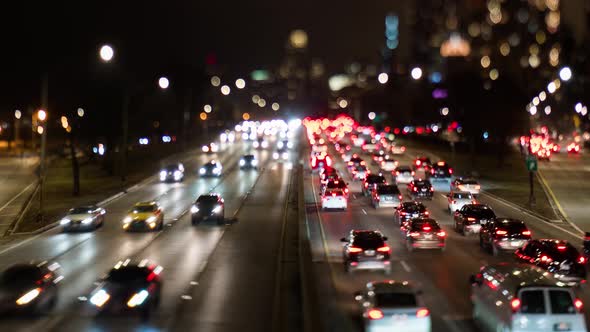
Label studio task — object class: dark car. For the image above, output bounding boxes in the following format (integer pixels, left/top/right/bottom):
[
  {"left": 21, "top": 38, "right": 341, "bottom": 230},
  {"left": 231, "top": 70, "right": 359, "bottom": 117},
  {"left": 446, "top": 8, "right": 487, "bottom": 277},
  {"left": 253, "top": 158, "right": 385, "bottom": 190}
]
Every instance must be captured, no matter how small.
[
  {"left": 190, "top": 194, "right": 225, "bottom": 224},
  {"left": 199, "top": 160, "right": 223, "bottom": 177},
  {"left": 412, "top": 156, "right": 432, "bottom": 171},
  {"left": 394, "top": 202, "right": 429, "bottom": 229},
  {"left": 404, "top": 218, "right": 446, "bottom": 251},
  {"left": 429, "top": 161, "right": 453, "bottom": 180},
  {"left": 479, "top": 218, "right": 532, "bottom": 256},
  {"left": 319, "top": 167, "right": 340, "bottom": 189},
  {"left": 408, "top": 179, "right": 434, "bottom": 200},
  {"left": 159, "top": 163, "right": 185, "bottom": 182},
  {"left": 515, "top": 240, "right": 587, "bottom": 285},
  {"left": 362, "top": 174, "right": 387, "bottom": 196},
  {"left": 0, "top": 262, "right": 61, "bottom": 314},
  {"left": 341, "top": 230, "right": 391, "bottom": 274},
  {"left": 88, "top": 261, "right": 162, "bottom": 319},
  {"left": 371, "top": 184, "right": 402, "bottom": 208},
  {"left": 310, "top": 152, "right": 332, "bottom": 170},
  {"left": 239, "top": 155, "right": 258, "bottom": 170},
  {"left": 453, "top": 204, "right": 496, "bottom": 235}
]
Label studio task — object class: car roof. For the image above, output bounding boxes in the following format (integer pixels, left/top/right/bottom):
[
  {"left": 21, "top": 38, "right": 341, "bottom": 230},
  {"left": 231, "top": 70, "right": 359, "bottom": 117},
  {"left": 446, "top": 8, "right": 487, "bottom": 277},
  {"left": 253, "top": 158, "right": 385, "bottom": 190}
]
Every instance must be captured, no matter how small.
[
  {"left": 367, "top": 280, "right": 415, "bottom": 293},
  {"left": 494, "top": 218, "right": 524, "bottom": 225},
  {"left": 401, "top": 202, "right": 424, "bottom": 207},
  {"left": 481, "top": 263, "right": 568, "bottom": 288},
  {"left": 410, "top": 218, "right": 438, "bottom": 225},
  {"left": 351, "top": 230, "right": 383, "bottom": 237},
  {"left": 135, "top": 201, "right": 157, "bottom": 207}
]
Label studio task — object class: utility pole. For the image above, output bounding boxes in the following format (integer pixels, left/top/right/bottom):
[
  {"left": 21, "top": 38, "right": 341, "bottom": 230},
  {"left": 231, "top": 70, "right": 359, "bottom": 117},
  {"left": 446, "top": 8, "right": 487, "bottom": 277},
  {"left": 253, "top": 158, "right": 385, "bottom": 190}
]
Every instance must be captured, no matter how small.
[
  {"left": 121, "top": 94, "right": 129, "bottom": 183},
  {"left": 39, "top": 73, "right": 48, "bottom": 222}
]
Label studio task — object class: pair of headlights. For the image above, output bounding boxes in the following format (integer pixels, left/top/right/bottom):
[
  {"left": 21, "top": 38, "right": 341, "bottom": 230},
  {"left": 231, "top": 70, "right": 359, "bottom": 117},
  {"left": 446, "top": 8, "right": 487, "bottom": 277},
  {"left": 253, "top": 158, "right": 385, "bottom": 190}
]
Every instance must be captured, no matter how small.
[{"left": 60, "top": 217, "right": 94, "bottom": 225}]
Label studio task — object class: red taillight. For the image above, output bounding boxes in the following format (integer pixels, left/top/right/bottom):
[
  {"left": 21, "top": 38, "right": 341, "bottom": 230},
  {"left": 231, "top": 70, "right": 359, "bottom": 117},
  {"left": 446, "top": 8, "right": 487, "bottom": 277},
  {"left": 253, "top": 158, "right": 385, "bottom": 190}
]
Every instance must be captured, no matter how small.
[
  {"left": 540, "top": 255, "right": 553, "bottom": 263},
  {"left": 522, "top": 230, "right": 531, "bottom": 236},
  {"left": 413, "top": 187, "right": 417, "bottom": 192},
  {"left": 416, "top": 160, "right": 421, "bottom": 166},
  {"left": 416, "top": 308, "right": 430, "bottom": 318},
  {"left": 430, "top": 169, "right": 434, "bottom": 174},
  {"left": 449, "top": 168, "right": 453, "bottom": 174},
  {"left": 348, "top": 247, "right": 363, "bottom": 253},
  {"left": 411, "top": 171, "right": 415, "bottom": 176},
  {"left": 345, "top": 188, "right": 349, "bottom": 193},
  {"left": 367, "top": 308, "right": 384, "bottom": 320},
  {"left": 423, "top": 226, "right": 431, "bottom": 231},
  {"left": 398, "top": 195, "right": 402, "bottom": 200},
  {"left": 496, "top": 230, "right": 507, "bottom": 235},
  {"left": 430, "top": 187, "right": 434, "bottom": 191},
  {"left": 467, "top": 217, "right": 476, "bottom": 221},
  {"left": 557, "top": 245, "right": 567, "bottom": 250},
  {"left": 395, "top": 171, "right": 400, "bottom": 175},
  {"left": 377, "top": 246, "right": 390, "bottom": 253},
  {"left": 424, "top": 211, "right": 429, "bottom": 215},
  {"left": 410, "top": 232, "right": 420, "bottom": 237},
  {"left": 575, "top": 298, "right": 584, "bottom": 311},
  {"left": 332, "top": 193, "right": 336, "bottom": 197},
  {"left": 578, "top": 256, "right": 586, "bottom": 264},
  {"left": 364, "top": 183, "right": 368, "bottom": 188},
  {"left": 511, "top": 298, "right": 521, "bottom": 312},
  {"left": 400, "top": 212, "right": 407, "bottom": 216},
  {"left": 437, "top": 231, "right": 446, "bottom": 237}
]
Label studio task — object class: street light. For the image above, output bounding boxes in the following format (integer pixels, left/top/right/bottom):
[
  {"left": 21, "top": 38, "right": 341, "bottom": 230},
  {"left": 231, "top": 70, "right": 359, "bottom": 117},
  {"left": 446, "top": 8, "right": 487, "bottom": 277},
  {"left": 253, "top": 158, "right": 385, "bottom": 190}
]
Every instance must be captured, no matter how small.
[
  {"left": 204, "top": 104, "right": 212, "bottom": 113},
  {"left": 410, "top": 67, "right": 423, "bottom": 80},
  {"left": 271, "top": 102, "right": 280, "bottom": 111},
  {"left": 377, "top": 73, "right": 389, "bottom": 84},
  {"left": 211, "top": 76, "right": 221, "bottom": 87},
  {"left": 14, "top": 110, "right": 21, "bottom": 119},
  {"left": 158, "top": 77, "right": 170, "bottom": 89},
  {"left": 220, "top": 85, "right": 230, "bottom": 95},
  {"left": 99, "top": 44, "right": 114, "bottom": 62},
  {"left": 37, "top": 109, "right": 47, "bottom": 122},
  {"left": 559, "top": 67, "right": 572, "bottom": 81},
  {"left": 235, "top": 78, "right": 246, "bottom": 89},
  {"left": 77, "top": 108, "right": 85, "bottom": 117}
]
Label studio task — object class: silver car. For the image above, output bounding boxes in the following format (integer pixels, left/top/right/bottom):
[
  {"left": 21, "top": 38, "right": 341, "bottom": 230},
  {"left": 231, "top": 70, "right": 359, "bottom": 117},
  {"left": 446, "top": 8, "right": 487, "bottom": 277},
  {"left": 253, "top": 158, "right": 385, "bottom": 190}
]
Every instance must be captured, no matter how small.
[{"left": 60, "top": 206, "right": 106, "bottom": 231}]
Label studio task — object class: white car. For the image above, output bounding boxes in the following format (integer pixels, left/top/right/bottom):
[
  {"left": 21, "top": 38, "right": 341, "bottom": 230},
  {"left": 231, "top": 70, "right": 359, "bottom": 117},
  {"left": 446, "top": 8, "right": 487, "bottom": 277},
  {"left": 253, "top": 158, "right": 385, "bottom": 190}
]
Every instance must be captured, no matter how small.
[
  {"left": 451, "top": 178, "right": 481, "bottom": 195},
  {"left": 60, "top": 206, "right": 106, "bottom": 231},
  {"left": 273, "top": 149, "right": 289, "bottom": 161},
  {"left": 448, "top": 191, "right": 476, "bottom": 213},
  {"left": 380, "top": 160, "right": 398, "bottom": 172},
  {"left": 321, "top": 189, "right": 347, "bottom": 210},
  {"left": 356, "top": 280, "right": 431, "bottom": 332},
  {"left": 395, "top": 166, "right": 414, "bottom": 184}
]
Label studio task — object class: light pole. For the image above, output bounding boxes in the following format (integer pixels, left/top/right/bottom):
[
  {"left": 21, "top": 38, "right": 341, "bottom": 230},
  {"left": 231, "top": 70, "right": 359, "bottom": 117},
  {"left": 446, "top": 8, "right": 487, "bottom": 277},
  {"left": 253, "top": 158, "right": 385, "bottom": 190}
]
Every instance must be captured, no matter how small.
[
  {"left": 13, "top": 110, "right": 21, "bottom": 153},
  {"left": 37, "top": 109, "right": 47, "bottom": 221}
]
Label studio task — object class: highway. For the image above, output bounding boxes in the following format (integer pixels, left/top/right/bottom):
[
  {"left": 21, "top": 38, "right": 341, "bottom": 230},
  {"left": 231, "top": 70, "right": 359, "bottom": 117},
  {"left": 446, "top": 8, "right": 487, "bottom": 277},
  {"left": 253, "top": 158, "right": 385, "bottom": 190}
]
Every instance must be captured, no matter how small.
[
  {"left": 0, "top": 136, "right": 299, "bottom": 332},
  {"left": 304, "top": 140, "right": 590, "bottom": 332}
]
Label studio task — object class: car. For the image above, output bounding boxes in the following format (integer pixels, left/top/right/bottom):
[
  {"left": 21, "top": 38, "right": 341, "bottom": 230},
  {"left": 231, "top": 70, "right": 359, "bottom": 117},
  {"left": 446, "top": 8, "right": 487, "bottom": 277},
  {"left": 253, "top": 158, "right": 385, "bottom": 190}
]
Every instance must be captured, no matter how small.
[
  {"left": 199, "top": 160, "right": 223, "bottom": 177},
  {"left": 0, "top": 262, "right": 61, "bottom": 314},
  {"left": 371, "top": 152, "right": 386, "bottom": 165},
  {"left": 190, "top": 194, "right": 225, "bottom": 224},
  {"left": 273, "top": 148, "right": 290, "bottom": 161},
  {"left": 355, "top": 280, "right": 431, "bottom": 332},
  {"left": 239, "top": 154, "right": 258, "bottom": 169},
  {"left": 395, "top": 166, "right": 415, "bottom": 184},
  {"left": 395, "top": 202, "right": 429, "bottom": 229},
  {"left": 201, "top": 142, "right": 219, "bottom": 153},
  {"left": 159, "top": 163, "right": 185, "bottom": 182},
  {"left": 412, "top": 156, "right": 432, "bottom": 172},
  {"left": 323, "top": 179, "right": 349, "bottom": 196},
  {"left": 470, "top": 263, "right": 587, "bottom": 332},
  {"left": 347, "top": 155, "right": 365, "bottom": 169},
  {"left": 429, "top": 161, "right": 453, "bottom": 180},
  {"left": 321, "top": 189, "right": 348, "bottom": 210},
  {"left": 404, "top": 218, "right": 446, "bottom": 252},
  {"left": 351, "top": 165, "right": 369, "bottom": 181},
  {"left": 371, "top": 184, "right": 402, "bottom": 208},
  {"left": 453, "top": 204, "right": 496, "bottom": 235},
  {"left": 362, "top": 174, "right": 387, "bottom": 196},
  {"left": 122, "top": 202, "right": 164, "bottom": 231},
  {"left": 408, "top": 179, "right": 434, "bottom": 200},
  {"left": 515, "top": 239, "right": 587, "bottom": 286},
  {"left": 341, "top": 151, "right": 353, "bottom": 163},
  {"left": 277, "top": 139, "right": 293, "bottom": 149},
  {"left": 362, "top": 143, "right": 378, "bottom": 153},
  {"left": 447, "top": 191, "right": 476, "bottom": 213},
  {"left": 567, "top": 142, "right": 581, "bottom": 154},
  {"left": 380, "top": 159, "right": 398, "bottom": 172},
  {"left": 479, "top": 218, "right": 532, "bottom": 256},
  {"left": 391, "top": 144, "right": 406, "bottom": 155},
  {"left": 252, "top": 138, "right": 269, "bottom": 149},
  {"left": 341, "top": 230, "right": 391, "bottom": 274},
  {"left": 450, "top": 178, "right": 481, "bottom": 195},
  {"left": 310, "top": 152, "right": 331, "bottom": 170},
  {"left": 87, "top": 260, "right": 162, "bottom": 319},
  {"left": 319, "top": 167, "right": 339, "bottom": 189},
  {"left": 60, "top": 205, "right": 106, "bottom": 231}
]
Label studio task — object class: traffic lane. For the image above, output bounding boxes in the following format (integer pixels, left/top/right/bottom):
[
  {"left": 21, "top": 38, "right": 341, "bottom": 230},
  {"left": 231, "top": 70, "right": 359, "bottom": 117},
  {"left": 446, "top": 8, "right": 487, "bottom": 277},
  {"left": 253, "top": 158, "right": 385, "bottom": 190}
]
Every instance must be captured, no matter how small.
[
  {"left": 166, "top": 158, "right": 294, "bottom": 332},
  {"left": 40, "top": 151, "right": 271, "bottom": 331}
]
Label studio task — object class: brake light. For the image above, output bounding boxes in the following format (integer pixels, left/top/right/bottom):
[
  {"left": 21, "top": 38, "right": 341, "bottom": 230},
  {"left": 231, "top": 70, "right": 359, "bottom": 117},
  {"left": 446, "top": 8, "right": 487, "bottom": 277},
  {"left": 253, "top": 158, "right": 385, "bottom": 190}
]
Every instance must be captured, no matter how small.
[
  {"left": 395, "top": 171, "right": 400, "bottom": 175},
  {"left": 424, "top": 211, "right": 429, "bottom": 215},
  {"left": 348, "top": 247, "right": 363, "bottom": 253},
  {"left": 377, "top": 246, "right": 390, "bottom": 253},
  {"left": 411, "top": 171, "right": 415, "bottom": 176},
  {"left": 557, "top": 245, "right": 567, "bottom": 250},
  {"left": 416, "top": 160, "right": 421, "bottom": 166},
  {"left": 345, "top": 188, "right": 349, "bottom": 193},
  {"left": 578, "top": 256, "right": 586, "bottom": 264},
  {"left": 367, "top": 308, "right": 384, "bottom": 320},
  {"left": 430, "top": 169, "right": 434, "bottom": 174},
  {"left": 467, "top": 217, "right": 476, "bottom": 221},
  {"left": 332, "top": 193, "right": 336, "bottom": 197},
  {"left": 416, "top": 308, "right": 430, "bottom": 318},
  {"left": 575, "top": 298, "right": 584, "bottom": 311},
  {"left": 410, "top": 232, "right": 420, "bottom": 237},
  {"left": 413, "top": 187, "right": 417, "bottom": 192},
  {"left": 430, "top": 187, "right": 434, "bottom": 191},
  {"left": 522, "top": 230, "right": 531, "bottom": 236},
  {"left": 364, "top": 183, "right": 368, "bottom": 188},
  {"left": 449, "top": 168, "right": 453, "bottom": 174},
  {"left": 511, "top": 298, "right": 521, "bottom": 312},
  {"left": 437, "top": 231, "right": 446, "bottom": 237},
  {"left": 495, "top": 230, "right": 507, "bottom": 235},
  {"left": 398, "top": 195, "right": 403, "bottom": 200},
  {"left": 540, "top": 255, "right": 553, "bottom": 263},
  {"left": 423, "top": 226, "right": 431, "bottom": 231}
]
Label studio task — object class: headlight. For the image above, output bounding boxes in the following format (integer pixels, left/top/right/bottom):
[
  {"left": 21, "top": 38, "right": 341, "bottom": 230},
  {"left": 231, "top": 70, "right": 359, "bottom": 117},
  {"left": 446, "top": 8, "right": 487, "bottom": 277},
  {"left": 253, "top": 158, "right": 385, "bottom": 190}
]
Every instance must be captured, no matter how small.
[
  {"left": 253, "top": 141, "right": 259, "bottom": 148},
  {"left": 146, "top": 216, "right": 157, "bottom": 223},
  {"left": 199, "top": 168, "right": 206, "bottom": 174},
  {"left": 90, "top": 289, "right": 110, "bottom": 307},
  {"left": 252, "top": 159, "right": 258, "bottom": 166},
  {"left": 202, "top": 145, "right": 209, "bottom": 153},
  {"left": 278, "top": 142, "right": 284, "bottom": 149},
  {"left": 173, "top": 170, "right": 182, "bottom": 179},
  {"left": 261, "top": 141, "right": 269, "bottom": 148},
  {"left": 273, "top": 153, "right": 279, "bottom": 159},
  {"left": 287, "top": 142, "right": 294, "bottom": 149},
  {"left": 282, "top": 152, "right": 289, "bottom": 160},
  {"left": 16, "top": 288, "right": 41, "bottom": 306},
  {"left": 81, "top": 217, "right": 94, "bottom": 224},
  {"left": 213, "top": 167, "right": 221, "bottom": 174},
  {"left": 159, "top": 170, "right": 167, "bottom": 178},
  {"left": 60, "top": 218, "right": 71, "bottom": 225},
  {"left": 239, "top": 159, "right": 245, "bottom": 166},
  {"left": 212, "top": 205, "right": 222, "bottom": 214},
  {"left": 123, "top": 216, "right": 132, "bottom": 224},
  {"left": 127, "top": 290, "right": 149, "bottom": 308},
  {"left": 190, "top": 205, "right": 199, "bottom": 213}
]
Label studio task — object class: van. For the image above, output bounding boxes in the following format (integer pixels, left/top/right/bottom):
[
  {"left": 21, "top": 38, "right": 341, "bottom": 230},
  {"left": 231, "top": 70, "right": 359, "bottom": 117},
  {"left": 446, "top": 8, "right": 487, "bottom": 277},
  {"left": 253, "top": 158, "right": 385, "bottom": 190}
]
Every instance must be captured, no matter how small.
[{"left": 470, "top": 263, "right": 587, "bottom": 332}]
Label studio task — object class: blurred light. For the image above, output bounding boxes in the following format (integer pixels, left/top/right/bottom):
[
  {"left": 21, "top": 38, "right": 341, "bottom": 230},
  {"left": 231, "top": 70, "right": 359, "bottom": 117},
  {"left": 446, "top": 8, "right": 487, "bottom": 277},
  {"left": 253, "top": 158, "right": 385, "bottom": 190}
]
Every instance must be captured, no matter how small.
[
  {"left": 338, "top": 99, "right": 348, "bottom": 109},
  {"left": 559, "top": 67, "right": 572, "bottom": 81},
  {"left": 272, "top": 102, "right": 280, "bottom": 111},
  {"left": 530, "top": 106, "right": 537, "bottom": 115},
  {"left": 329, "top": 74, "right": 354, "bottom": 91},
  {"left": 489, "top": 69, "right": 499, "bottom": 81},
  {"left": 258, "top": 99, "right": 266, "bottom": 107},
  {"left": 441, "top": 107, "right": 449, "bottom": 116},
  {"left": 139, "top": 138, "right": 149, "bottom": 145},
  {"left": 235, "top": 78, "right": 246, "bottom": 89},
  {"left": 529, "top": 44, "right": 540, "bottom": 55},
  {"left": 410, "top": 67, "right": 422, "bottom": 80},
  {"left": 377, "top": 73, "right": 389, "bottom": 84},
  {"left": 289, "top": 30, "right": 308, "bottom": 49},
  {"left": 220, "top": 85, "right": 231, "bottom": 95},
  {"left": 36, "top": 126, "right": 43, "bottom": 135},
  {"left": 468, "top": 23, "right": 480, "bottom": 37},
  {"left": 549, "top": 48, "right": 560, "bottom": 67},
  {"left": 77, "top": 108, "right": 85, "bottom": 117},
  {"left": 199, "top": 112, "right": 207, "bottom": 121},
  {"left": 368, "top": 112, "right": 376, "bottom": 120},
  {"left": 575, "top": 103, "right": 583, "bottom": 113},
  {"left": 481, "top": 56, "right": 491, "bottom": 68},
  {"left": 547, "top": 81, "right": 557, "bottom": 94},
  {"left": 162, "top": 135, "right": 171, "bottom": 143},
  {"left": 158, "top": 77, "right": 170, "bottom": 89},
  {"left": 429, "top": 72, "right": 442, "bottom": 83},
  {"left": 252, "top": 95, "right": 260, "bottom": 103},
  {"left": 544, "top": 106, "right": 552, "bottom": 115},
  {"left": 533, "top": 97, "right": 540, "bottom": 106},
  {"left": 204, "top": 104, "right": 212, "bottom": 113},
  {"left": 499, "top": 43, "right": 510, "bottom": 56},
  {"left": 440, "top": 33, "right": 471, "bottom": 57},
  {"left": 582, "top": 107, "right": 588, "bottom": 116},
  {"left": 99, "top": 45, "right": 114, "bottom": 62},
  {"left": 528, "top": 55, "right": 540, "bottom": 68},
  {"left": 211, "top": 76, "right": 221, "bottom": 87},
  {"left": 432, "top": 125, "right": 439, "bottom": 132},
  {"left": 536, "top": 31, "right": 546, "bottom": 44},
  {"left": 242, "top": 112, "right": 250, "bottom": 121},
  {"left": 483, "top": 131, "right": 489, "bottom": 140},
  {"left": 14, "top": 110, "right": 21, "bottom": 119},
  {"left": 539, "top": 91, "right": 546, "bottom": 101},
  {"left": 98, "top": 144, "right": 105, "bottom": 155},
  {"left": 37, "top": 110, "right": 47, "bottom": 121},
  {"left": 546, "top": 11, "right": 560, "bottom": 33}
]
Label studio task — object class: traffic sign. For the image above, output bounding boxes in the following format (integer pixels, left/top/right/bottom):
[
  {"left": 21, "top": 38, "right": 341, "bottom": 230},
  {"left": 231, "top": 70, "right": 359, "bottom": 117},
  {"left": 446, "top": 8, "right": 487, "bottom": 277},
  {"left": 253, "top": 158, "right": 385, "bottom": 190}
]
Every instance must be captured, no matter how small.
[{"left": 526, "top": 155, "right": 537, "bottom": 172}]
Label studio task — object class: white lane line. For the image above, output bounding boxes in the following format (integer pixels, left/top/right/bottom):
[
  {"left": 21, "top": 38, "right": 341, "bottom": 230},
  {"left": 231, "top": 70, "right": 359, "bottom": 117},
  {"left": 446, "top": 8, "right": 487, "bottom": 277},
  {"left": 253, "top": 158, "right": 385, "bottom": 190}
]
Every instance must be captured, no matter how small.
[
  {"left": 362, "top": 209, "right": 367, "bottom": 215},
  {"left": 0, "top": 181, "right": 35, "bottom": 213},
  {"left": 352, "top": 194, "right": 357, "bottom": 199},
  {"left": 400, "top": 260, "right": 411, "bottom": 272}
]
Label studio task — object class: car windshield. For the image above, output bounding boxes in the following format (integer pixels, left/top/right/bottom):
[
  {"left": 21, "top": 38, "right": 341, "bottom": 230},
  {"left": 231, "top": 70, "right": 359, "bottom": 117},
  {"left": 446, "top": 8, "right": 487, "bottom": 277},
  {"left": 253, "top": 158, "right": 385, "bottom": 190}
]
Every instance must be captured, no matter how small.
[
  {"left": 374, "top": 292, "right": 417, "bottom": 307},
  {"left": 133, "top": 205, "right": 156, "bottom": 213},
  {"left": 197, "top": 196, "right": 218, "bottom": 204},
  {"left": 69, "top": 207, "right": 94, "bottom": 214},
  {"left": 404, "top": 204, "right": 426, "bottom": 213},
  {"left": 243, "top": 155, "right": 254, "bottom": 160},
  {"left": 352, "top": 234, "right": 384, "bottom": 248},
  {"left": 366, "top": 175, "right": 385, "bottom": 183},
  {"left": 0, "top": 266, "right": 42, "bottom": 285},
  {"left": 414, "top": 180, "right": 430, "bottom": 187},
  {"left": 107, "top": 266, "right": 150, "bottom": 283},
  {"left": 377, "top": 186, "right": 399, "bottom": 195},
  {"left": 164, "top": 164, "right": 179, "bottom": 171}
]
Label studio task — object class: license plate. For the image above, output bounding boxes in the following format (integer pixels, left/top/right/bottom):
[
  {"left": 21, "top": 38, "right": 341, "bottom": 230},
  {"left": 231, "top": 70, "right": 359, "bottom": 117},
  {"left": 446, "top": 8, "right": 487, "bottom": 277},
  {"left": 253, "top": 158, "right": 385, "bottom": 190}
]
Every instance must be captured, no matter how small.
[
  {"left": 425, "top": 234, "right": 433, "bottom": 240},
  {"left": 554, "top": 322, "right": 571, "bottom": 331},
  {"left": 421, "top": 188, "right": 427, "bottom": 192},
  {"left": 365, "top": 250, "right": 375, "bottom": 256},
  {"left": 391, "top": 314, "right": 408, "bottom": 321},
  {"left": 511, "top": 241, "right": 521, "bottom": 246}
]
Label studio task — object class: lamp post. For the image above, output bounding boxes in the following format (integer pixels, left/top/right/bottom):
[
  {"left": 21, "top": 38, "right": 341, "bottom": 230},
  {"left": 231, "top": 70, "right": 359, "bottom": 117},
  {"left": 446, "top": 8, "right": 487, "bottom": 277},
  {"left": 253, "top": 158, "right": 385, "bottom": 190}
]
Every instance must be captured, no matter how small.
[
  {"left": 13, "top": 110, "right": 21, "bottom": 153},
  {"left": 37, "top": 109, "right": 47, "bottom": 220}
]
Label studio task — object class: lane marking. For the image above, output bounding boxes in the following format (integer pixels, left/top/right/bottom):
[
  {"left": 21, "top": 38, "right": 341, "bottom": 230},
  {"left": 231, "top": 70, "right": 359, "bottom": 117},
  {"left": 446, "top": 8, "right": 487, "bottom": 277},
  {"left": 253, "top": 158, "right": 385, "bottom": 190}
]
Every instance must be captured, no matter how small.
[
  {"left": 0, "top": 181, "right": 35, "bottom": 213},
  {"left": 361, "top": 209, "right": 367, "bottom": 215},
  {"left": 536, "top": 170, "right": 584, "bottom": 234},
  {"left": 400, "top": 260, "right": 411, "bottom": 272}
]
